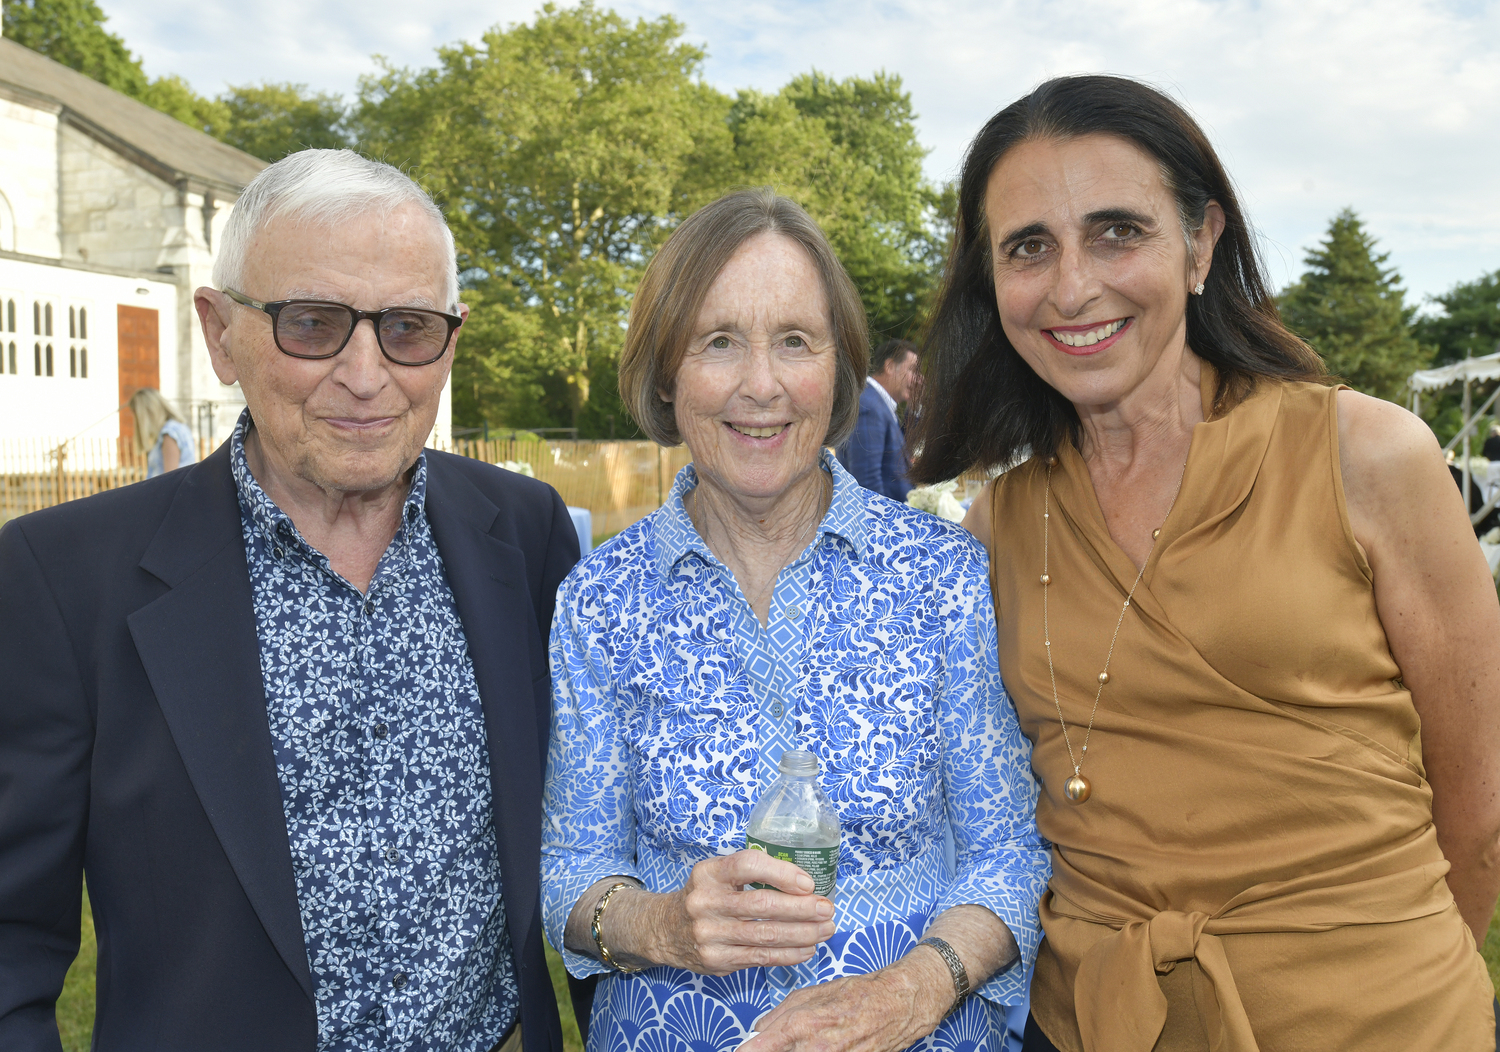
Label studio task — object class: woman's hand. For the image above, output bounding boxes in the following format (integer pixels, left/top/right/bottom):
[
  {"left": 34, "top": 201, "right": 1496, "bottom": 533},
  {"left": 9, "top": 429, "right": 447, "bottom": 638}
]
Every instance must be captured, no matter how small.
[
  {"left": 741, "top": 904, "right": 1016, "bottom": 1052},
  {"left": 739, "top": 955, "right": 951, "bottom": 1052},
  {"left": 563, "top": 850, "right": 835, "bottom": 974}
]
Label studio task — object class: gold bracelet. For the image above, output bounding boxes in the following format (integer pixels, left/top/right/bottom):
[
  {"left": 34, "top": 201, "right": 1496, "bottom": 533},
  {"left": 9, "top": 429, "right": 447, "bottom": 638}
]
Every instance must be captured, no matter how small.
[{"left": 591, "top": 881, "right": 642, "bottom": 974}]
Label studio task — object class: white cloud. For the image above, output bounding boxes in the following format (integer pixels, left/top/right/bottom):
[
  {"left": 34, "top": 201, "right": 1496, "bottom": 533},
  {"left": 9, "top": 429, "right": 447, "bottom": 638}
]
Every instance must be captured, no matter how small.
[{"left": 100, "top": 0, "right": 1500, "bottom": 306}]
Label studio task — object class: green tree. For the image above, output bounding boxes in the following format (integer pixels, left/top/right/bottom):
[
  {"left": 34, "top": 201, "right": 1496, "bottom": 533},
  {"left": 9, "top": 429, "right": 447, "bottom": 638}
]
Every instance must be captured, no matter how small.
[
  {"left": 775, "top": 71, "right": 943, "bottom": 340},
  {"left": 1279, "top": 208, "right": 1430, "bottom": 403},
  {"left": 357, "top": 4, "right": 945, "bottom": 435},
  {"left": 1414, "top": 269, "right": 1500, "bottom": 365},
  {"left": 214, "top": 82, "right": 349, "bottom": 161},
  {"left": 140, "top": 73, "right": 229, "bottom": 133},
  {"left": 357, "top": 1, "right": 733, "bottom": 434},
  {"left": 1, "top": 0, "right": 147, "bottom": 96}
]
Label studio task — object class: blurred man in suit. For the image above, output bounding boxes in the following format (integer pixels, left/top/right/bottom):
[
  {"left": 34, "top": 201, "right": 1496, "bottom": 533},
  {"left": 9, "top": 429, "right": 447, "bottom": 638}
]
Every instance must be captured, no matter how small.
[
  {"left": 0, "top": 150, "right": 578, "bottom": 1052},
  {"left": 838, "top": 337, "right": 920, "bottom": 500}
]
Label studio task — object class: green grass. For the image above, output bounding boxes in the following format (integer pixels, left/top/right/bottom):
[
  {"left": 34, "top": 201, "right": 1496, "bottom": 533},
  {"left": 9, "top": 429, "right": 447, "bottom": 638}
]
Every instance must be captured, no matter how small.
[
  {"left": 547, "top": 942, "right": 586, "bottom": 1052},
  {"left": 56, "top": 887, "right": 95, "bottom": 1052},
  {"left": 56, "top": 888, "right": 585, "bottom": 1052},
  {"left": 1484, "top": 902, "right": 1500, "bottom": 991}
]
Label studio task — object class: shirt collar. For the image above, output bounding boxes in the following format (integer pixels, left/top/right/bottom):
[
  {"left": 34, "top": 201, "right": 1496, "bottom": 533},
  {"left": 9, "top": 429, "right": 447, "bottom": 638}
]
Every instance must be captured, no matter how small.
[
  {"left": 653, "top": 450, "right": 868, "bottom": 581},
  {"left": 866, "top": 374, "right": 899, "bottom": 418},
  {"left": 228, "top": 407, "right": 429, "bottom": 557}
]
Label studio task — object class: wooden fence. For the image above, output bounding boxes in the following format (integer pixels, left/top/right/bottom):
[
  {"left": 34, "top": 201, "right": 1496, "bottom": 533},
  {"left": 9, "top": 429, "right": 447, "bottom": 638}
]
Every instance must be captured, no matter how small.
[
  {"left": 444, "top": 438, "right": 694, "bottom": 540},
  {"left": 0, "top": 435, "right": 695, "bottom": 541},
  {"left": 1, "top": 434, "right": 991, "bottom": 539}
]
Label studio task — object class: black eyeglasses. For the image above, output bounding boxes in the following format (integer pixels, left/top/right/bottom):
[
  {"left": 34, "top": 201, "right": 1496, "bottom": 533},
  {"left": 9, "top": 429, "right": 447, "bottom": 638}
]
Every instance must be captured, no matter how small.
[{"left": 222, "top": 288, "right": 462, "bottom": 367}]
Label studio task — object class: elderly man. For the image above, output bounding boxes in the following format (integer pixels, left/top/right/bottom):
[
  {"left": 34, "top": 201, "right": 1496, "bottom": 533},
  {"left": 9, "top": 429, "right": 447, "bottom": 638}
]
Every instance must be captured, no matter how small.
[
  {"left": 836, "top": 338, "right": 919, "bottom": 501},
  {"left": 0, "top": 151, "right": 578, "bottom": 1052}
]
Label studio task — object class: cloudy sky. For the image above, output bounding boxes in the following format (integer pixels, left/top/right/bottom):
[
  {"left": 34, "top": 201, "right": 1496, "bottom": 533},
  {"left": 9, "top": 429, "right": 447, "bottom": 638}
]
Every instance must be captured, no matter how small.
[{"left": 101, "top": 0, "right": 1500, "bottom": 309}]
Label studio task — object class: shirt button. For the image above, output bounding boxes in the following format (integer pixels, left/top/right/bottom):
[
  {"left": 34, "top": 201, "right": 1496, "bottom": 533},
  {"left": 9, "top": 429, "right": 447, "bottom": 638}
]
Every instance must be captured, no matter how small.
[
  {"left": 374, "top": 723, "right": 389, "bottom": 739},
  {"left": 770, "top": 702, "right": 784, "bottom": 718},
  {"left": 392, "top": 972, "right": 408, "bottom": 990},
  {"left": 385, "top": 846, "right": 399, "bottom": 864},
  {"left": 363, "top": 600, "right": 374, "bottom": 616},
  {"left": 786, "top": 605, "right": 802, "bottom": 620},
  {"left": 272, "top": 546, "right": 284, "bottom": 559}
]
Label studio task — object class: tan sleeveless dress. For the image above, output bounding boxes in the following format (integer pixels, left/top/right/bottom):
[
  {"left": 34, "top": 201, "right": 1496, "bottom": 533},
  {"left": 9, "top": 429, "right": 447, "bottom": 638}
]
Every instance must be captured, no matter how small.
[{"left": 987, "top": 372, "right": 1494, "bottom": 1052}]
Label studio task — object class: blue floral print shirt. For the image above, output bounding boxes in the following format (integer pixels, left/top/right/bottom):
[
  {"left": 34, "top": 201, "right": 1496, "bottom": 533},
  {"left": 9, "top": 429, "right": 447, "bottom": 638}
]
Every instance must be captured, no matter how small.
[
  {"left": 231, "top": 413, "right": 518, "bottom": 1052},
  {"left": 542, "top": 454, "right": 1048, "bottom": 1052}
]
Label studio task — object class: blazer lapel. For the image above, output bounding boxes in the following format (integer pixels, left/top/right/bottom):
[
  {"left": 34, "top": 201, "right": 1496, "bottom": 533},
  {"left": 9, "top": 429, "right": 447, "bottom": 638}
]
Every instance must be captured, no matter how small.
[
  {"left": 424, "top": 460, "right": 545, "bottom": 960},
  {"left": 127, "top": 448, "right": 314, "bottom": 1003}
]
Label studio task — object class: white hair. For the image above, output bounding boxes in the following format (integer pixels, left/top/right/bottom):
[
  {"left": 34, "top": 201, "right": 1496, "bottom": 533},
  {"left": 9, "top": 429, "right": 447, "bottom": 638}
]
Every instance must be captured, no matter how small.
[{"left": 214, "top": 149, "right": 459, "bottom": 309}]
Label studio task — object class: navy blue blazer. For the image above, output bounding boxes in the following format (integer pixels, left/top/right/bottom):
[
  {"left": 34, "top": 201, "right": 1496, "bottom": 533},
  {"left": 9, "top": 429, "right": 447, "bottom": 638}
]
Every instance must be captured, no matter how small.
[
  {"left": 0, "top": 444, "right": 578, "bottom": 1052},
  {"left": 837, "top": 382, "right": 911, "bottom": 501}
]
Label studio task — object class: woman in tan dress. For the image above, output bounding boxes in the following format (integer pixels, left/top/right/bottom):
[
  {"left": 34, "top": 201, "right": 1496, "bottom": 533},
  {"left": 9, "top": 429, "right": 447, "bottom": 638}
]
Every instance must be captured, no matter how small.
[{"left": 911, "top": 75, "right": 1500, "bottom": 1051}]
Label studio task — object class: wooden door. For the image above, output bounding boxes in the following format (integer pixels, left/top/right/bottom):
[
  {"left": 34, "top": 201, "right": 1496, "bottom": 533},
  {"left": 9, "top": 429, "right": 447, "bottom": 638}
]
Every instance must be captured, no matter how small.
[{"left": 117, "top": 305, "right": 159, "bottom": 444}]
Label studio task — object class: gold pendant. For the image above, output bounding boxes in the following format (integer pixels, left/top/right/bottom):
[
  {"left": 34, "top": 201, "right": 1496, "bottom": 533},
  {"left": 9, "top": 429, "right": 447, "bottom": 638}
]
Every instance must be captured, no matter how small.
[{"left": 1064, "top": 774, "right": 1092, "bottom": 803}]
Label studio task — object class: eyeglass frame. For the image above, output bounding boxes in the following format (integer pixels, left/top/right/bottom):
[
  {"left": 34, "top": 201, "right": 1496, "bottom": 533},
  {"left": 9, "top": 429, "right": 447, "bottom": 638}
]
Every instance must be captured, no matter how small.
[{"left": 220, "top": 287, "right": 463, "bottom": 367}]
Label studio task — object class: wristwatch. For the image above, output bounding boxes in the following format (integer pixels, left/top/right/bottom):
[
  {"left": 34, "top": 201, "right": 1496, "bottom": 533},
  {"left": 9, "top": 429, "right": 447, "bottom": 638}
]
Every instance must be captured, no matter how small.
[{"left": 917, "top": 936, "right": 971, "bottom": 1016}]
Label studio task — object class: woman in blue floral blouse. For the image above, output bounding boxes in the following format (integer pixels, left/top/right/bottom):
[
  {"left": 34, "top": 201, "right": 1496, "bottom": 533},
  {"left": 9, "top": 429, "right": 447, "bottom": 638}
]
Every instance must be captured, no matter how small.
[{"left": 541, "top": 189, "right": 1050, "bottom": 1052}]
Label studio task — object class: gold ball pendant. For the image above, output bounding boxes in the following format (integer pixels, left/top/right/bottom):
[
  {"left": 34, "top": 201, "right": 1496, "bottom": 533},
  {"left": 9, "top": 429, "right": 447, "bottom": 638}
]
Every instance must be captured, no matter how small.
[{"left": 1064, "top": 774, "right": 1092, "bottom": 803}]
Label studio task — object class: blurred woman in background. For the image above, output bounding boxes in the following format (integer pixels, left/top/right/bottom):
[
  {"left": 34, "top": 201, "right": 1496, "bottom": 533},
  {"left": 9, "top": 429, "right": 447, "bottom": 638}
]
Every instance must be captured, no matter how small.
[{"left": 128, "top": 388, "right": 197, "bottom": 477}]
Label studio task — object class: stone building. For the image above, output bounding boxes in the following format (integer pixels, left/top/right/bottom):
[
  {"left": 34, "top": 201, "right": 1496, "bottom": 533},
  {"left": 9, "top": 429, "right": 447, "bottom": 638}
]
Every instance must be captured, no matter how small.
[
  {"left": 0, "top": 36, "right": 452, "bottom": 455},
  {"left": 0, "top": 34, "right": 262, "bottom": 450}
]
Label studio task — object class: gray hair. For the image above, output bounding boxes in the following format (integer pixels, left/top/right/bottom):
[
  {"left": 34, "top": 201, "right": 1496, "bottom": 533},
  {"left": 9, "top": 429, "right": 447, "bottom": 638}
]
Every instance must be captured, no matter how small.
[{"left": 214, "top": 149, "right": 459, "bottom": 309}]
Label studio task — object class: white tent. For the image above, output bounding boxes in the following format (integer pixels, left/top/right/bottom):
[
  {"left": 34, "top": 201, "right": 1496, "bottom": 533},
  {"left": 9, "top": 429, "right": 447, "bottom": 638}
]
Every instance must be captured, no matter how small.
[
  {"left": 1408, "top": 350, "right": 1500, "bottom": 395},
  {"left": 1408, "top": 349, "right": 1500, "bottom": 529}
]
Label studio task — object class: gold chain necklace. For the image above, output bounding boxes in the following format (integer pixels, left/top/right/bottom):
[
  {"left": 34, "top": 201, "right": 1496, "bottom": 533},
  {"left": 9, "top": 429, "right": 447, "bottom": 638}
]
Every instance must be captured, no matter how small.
[{"left": 1040, "top": 457, "right": 1183, "bottom": 804}]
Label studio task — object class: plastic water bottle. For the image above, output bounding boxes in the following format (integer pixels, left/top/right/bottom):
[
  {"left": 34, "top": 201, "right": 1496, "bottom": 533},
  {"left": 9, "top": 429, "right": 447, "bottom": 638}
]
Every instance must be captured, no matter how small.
[{"left": 745, "top": 749, "right": 840, "bottom": 898}]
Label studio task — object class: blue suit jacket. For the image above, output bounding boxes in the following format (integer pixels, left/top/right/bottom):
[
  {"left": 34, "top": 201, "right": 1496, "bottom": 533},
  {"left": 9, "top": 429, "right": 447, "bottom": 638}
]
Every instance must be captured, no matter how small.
[
  {"left": 0, "top": 445, "right": 579, "bottom": 1052},
  {"left": 838, "top": 381, "right": 911, "bottom": 501}
]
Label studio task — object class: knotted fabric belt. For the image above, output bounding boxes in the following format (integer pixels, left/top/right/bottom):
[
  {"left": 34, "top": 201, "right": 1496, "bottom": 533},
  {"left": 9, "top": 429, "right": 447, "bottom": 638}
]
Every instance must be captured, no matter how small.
[{"left": 1043, "top": 837, "right": 1456, "bottom": 1052}]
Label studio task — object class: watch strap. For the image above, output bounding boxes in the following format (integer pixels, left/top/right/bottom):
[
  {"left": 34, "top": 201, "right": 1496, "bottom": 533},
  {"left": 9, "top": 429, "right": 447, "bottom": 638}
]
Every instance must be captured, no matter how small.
[{"left": 917, "top": 935, "right": 971, "bottom": 1016}]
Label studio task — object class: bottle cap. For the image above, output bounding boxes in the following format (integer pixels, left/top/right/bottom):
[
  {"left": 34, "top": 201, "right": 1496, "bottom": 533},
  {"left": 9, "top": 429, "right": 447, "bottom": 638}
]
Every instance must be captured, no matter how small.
[{"left": 779, "top": 749, "right": 819, "bottom": 776}]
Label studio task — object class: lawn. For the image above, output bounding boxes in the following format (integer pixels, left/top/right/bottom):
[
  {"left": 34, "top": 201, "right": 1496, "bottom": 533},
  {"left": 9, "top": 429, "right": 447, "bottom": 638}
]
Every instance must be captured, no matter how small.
[{"left": 53, "top": 893, "right": 1500, "bottom": 1050}]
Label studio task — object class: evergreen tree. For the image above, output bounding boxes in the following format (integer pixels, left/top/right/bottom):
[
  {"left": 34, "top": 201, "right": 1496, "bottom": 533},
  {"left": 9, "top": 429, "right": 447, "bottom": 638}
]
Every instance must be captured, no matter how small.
[{"left": 1278, "top": 208, "right": 1430, "bottom": 403}]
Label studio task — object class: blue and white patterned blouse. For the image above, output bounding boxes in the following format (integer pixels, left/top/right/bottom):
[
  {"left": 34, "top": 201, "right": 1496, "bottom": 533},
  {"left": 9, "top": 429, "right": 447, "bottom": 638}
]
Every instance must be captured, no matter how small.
[
  {"left": 231, "top": 412, "right": 518, "bottom": 1052},
  {"left": 146, "top": 418, "right": 198, "bottom": 477},
  {"left": 542, "top": 454, "right": 1048, "bottom": 1052}
]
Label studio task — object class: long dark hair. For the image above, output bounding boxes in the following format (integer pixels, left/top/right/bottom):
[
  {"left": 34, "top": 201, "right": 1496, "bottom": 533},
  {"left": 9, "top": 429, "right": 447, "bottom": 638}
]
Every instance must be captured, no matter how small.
[{"left": 909, "top": 75, "right": 1325, "bottom": 484}]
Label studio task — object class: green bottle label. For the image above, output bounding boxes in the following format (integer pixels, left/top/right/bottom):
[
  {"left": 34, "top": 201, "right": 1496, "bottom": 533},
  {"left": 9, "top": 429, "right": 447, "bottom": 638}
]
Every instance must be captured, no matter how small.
[{"left": 746, "top": 836, "right": 837, "bottom": 898}]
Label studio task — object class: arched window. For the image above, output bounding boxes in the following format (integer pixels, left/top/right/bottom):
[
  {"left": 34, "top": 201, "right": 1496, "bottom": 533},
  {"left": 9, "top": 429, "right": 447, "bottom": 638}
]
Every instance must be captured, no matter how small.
[
  {"left": 32, "top": 301, "right": 40, "bottom": 334},
  {"left": 8, "top": 341, "right": 16, "bottom": 374},
  {"left": 79, "top": 307, "right": 87, "bottom": 339},
  {"left": 45, "top": 343, "right": 53, "bottom": 376},
  {"left": 33, "top": 342, "right": 41, "bottom": 375},
  {"left": 70, "top": 346, "right": 77, "bottom": 377},
  {"left": 5, "top": 298, "right": 13, "bottom": 332},
  {"left": 80, "top": 346, "right": 88, "bottom": 377},
  {"left": 69, "top": 306, "right": 76, "bottom": 339},
  {"left": 43, "top": 303, "right": 52, "bottom": 337}
]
